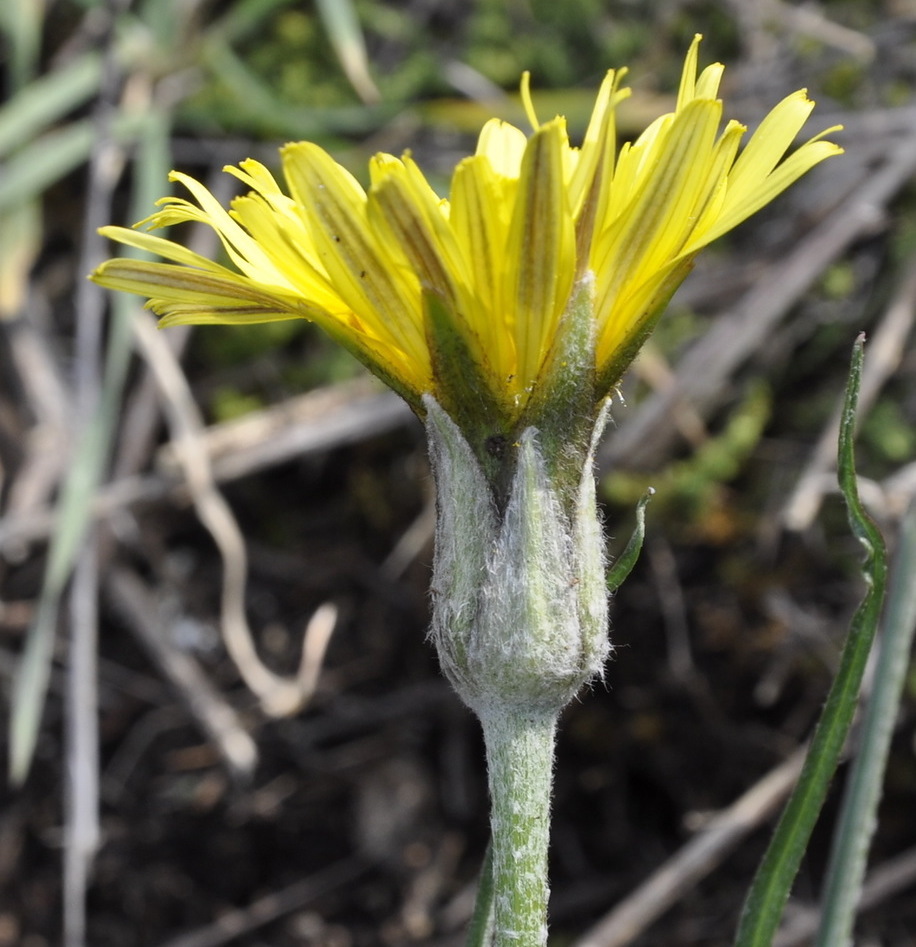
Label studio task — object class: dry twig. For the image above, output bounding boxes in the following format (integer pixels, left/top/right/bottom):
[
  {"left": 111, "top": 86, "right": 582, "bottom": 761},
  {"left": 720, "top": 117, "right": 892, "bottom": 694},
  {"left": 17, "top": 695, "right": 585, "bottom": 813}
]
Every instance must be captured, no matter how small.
[
  {"left": 130, "top": 311, "right": 339, "bottom": 717},
  {"left": 154, "top": 857, "right": 366, "bottom": 947},
  {"left": 774, "top": 845, "right": 916, "bottom": 947},
  {"left": 572, "top": 746, "right": 807, "bottom": 947},
  {"left": 0, "top": 380, "right": 411, "bottom": 555},
  {"left": 105, "top": 566, "right": 259, "bottom": 780}
]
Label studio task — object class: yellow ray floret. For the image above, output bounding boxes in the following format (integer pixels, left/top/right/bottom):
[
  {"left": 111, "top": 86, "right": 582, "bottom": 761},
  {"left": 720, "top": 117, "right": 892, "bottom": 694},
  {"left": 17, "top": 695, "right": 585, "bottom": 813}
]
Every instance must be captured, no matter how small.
[{"left": 92, "top": 34, "right": 842, "bottom": 418}]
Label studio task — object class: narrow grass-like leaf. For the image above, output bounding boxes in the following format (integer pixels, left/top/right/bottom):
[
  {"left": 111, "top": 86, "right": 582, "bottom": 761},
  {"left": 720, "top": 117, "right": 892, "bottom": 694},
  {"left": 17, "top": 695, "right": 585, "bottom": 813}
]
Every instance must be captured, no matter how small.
[
  {"left": 0, "top": 0, "right": 43, "bottom": 89},
  {"left": 734, "top": 335, "right": 887, "bottom": 947},
  {"left": 0, "top": 200, "right": 40, "bottom": 316},
  {"left": 465, "top": 841, "right": 495, "bottom": 947},
  {"left": 0, "top": 52, "right": 102, "bottom": 158},
  {"left": 206, "top": 0, "right": 297, "bottom": 46},
  {"left": 9, "top": 110, "right": 170, "bottom": 784},
  {"left": 607, "top": 488, "right": 654, "bottom": 594},
  {"left": 815, "top": 495, "right": 916, "bottom": 947},
  {"left": 314, "top": 0, "right": 380, "bottom": 104},
  {"left": 0, "top": 113, "right": 148, "bottom": 214},
  {"left": 196, "top": 37, "right": 388, "bottom": 138},
  {"left": 9, "top": 299, "right": 138, "bottom": 783}
]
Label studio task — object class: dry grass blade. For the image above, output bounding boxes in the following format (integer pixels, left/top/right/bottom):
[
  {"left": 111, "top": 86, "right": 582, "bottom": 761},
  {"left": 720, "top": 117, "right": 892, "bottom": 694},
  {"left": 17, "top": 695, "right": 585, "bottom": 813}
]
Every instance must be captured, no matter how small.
[
  {"left": 775, "top": 845, "right": 916, "bottom": 947},
  {"left": 314, "top": 0, "right": 380, "bottom": 104},
  {"left": 130, "top": 310, "right": 337, "bottom": 717},
  {"left": 105, "top": 566, "right": 258, "bottom": 779},
  {"left": 2, "top": 310, "right": 71, "bottom": 525},
  {"left": 572, "top": 747, "right": 806, "bottom": 947},
  {"left": 782, "top": 260, "right": 916, "bottom": 531},
  {"left": 153, "top": 857, "right": 367, "bottom": 947},
  {"left": 156, "top": 377, "right": 411, "bottom": 483},
  {"left": 0, "top": 379, "right": 412, "bottom": 555}
]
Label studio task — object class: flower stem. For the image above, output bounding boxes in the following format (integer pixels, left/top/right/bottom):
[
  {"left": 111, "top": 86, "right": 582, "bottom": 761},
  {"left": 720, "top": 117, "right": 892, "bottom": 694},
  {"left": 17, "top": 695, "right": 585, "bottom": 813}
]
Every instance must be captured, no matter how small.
[{"left": 478, "top": 705, "right": 558, "bottom": 947}]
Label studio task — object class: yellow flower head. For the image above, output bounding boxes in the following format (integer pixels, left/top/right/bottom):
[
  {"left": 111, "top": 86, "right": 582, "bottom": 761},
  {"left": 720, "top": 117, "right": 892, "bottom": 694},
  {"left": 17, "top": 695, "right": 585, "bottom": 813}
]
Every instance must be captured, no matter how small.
[{"left": 93, "top": 35, "right": 841, "bottom": 426}]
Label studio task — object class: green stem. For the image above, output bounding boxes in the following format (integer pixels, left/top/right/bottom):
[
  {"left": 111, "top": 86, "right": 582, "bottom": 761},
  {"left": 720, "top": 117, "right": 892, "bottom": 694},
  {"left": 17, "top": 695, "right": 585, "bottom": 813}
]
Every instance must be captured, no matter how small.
[{"left": 478, "top": 705, "right": 557, "bottom": 947}]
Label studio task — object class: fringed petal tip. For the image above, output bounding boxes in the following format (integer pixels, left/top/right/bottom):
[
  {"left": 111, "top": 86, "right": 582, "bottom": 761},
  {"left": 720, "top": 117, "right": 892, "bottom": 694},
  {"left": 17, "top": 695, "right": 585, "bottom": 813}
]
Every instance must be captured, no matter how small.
[{"left": 91, "top": 36, "right": 842, "bottom": 426}]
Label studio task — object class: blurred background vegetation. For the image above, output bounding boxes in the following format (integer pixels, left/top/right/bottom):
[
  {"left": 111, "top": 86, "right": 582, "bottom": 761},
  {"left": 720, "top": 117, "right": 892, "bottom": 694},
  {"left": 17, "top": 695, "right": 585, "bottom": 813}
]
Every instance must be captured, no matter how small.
[{"left": 2, "top": 1, "right": 916, "bottom": 946}]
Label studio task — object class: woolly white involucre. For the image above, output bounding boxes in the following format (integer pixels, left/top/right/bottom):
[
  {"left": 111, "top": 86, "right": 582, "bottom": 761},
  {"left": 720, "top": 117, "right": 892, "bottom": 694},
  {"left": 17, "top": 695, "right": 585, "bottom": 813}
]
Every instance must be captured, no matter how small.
[{"left": 424, "top": 395, "right": 610, "bottom": 717}]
